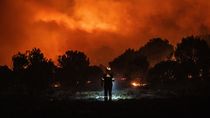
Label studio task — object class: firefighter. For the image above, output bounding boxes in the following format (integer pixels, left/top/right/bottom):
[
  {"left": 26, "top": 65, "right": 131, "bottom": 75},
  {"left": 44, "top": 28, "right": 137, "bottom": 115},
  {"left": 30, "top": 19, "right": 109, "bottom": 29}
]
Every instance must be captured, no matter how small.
[{"left": 102, "top": 67, "right": 114, "bottom": 101}]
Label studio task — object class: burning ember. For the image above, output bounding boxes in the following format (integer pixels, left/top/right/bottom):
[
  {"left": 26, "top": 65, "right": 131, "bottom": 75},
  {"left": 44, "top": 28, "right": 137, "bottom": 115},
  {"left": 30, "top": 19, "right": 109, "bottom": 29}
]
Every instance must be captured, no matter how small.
[
  {"left": 86, "top": 81, "right": 92, "bottom": 84},
  {"left": 131, "top": 82, "right": 141, "bottom": 87},
  {"left": 52, "top": 82, "right": 61, "bottom": 88},
  {"left": 131, "top": 80, "right": 147, "bottom": 87}
]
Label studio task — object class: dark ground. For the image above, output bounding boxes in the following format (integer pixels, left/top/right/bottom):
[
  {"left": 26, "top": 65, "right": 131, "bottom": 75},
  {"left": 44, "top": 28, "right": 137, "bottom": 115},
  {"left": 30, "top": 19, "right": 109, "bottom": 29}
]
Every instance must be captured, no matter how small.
[{"left": 0, "top": 96, "right": 209, "bottom": 118}]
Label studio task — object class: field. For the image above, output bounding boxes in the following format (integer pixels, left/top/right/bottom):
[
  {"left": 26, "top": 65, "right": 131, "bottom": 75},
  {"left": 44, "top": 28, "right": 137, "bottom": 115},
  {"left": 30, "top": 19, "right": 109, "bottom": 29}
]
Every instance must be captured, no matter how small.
[{"left": 0, "top": 88, "right": 209, "bottom": 117}]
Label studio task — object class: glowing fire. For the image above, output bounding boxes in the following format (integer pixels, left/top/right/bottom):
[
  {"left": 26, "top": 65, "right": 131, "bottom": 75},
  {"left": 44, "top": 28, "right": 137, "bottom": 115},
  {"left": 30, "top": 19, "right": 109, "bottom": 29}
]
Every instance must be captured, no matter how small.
[
  {"left": 52, "top": 82, "right": 61, "bottom": 88},
  {"left": 86, "top": 81, "right": 92, "bottom": 84},
  {"left": 131, "top": 80, "right": 147, "bottom": 87},
  {"left": 131, "top": 81, "right": 141, "bottom": 87}
]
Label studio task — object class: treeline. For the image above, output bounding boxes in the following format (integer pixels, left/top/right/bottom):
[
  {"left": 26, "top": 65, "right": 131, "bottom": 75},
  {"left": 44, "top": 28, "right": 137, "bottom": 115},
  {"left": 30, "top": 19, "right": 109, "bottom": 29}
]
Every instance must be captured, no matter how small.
[
  {"left": 110, "top": 38, "right": 173, "bottom": 81},
  {"left": 0, "top": 35, "right": 210, "bottom": 97},
  {"left": 0, "top": 49, "right": 103, "bottom": 96},
  {"left": 110, "top": 36, "right": 210, "bottom": 96}
]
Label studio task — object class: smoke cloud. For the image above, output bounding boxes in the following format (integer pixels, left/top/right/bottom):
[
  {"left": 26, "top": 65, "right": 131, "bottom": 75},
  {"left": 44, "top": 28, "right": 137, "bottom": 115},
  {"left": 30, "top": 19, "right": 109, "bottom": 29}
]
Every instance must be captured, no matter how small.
[{"left": 1, "top": 0, "right": 210, "bottom": 66}]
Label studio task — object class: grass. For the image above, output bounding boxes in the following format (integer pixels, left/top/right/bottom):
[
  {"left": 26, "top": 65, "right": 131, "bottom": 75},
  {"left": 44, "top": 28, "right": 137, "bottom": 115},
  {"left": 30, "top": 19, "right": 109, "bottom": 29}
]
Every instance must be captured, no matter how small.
[{"left": 0, "top": 93, "right": 209, "bottom": 117}]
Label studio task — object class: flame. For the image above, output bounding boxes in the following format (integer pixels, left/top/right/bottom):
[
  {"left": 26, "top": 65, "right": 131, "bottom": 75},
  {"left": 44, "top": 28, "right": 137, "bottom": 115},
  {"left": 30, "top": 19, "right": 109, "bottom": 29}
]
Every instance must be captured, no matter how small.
[
  {"left": 52, "top": 82, "right": 61, "bottom": 88},
  {"left": 131, "top": 81, "right": 147, "bottom": 87},
  {"left": 131, "top": 81, "right": 141, "bottom": 87},
  {"left": 86, "top": 81, "right": 92, "bottom": 84}
]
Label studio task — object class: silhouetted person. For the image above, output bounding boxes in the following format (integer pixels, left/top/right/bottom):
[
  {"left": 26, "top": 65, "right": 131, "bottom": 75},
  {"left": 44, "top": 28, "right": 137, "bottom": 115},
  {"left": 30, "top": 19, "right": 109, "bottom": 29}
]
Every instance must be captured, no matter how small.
[{"left": 102, "top": 67, "right": 114, "bottom": 101}]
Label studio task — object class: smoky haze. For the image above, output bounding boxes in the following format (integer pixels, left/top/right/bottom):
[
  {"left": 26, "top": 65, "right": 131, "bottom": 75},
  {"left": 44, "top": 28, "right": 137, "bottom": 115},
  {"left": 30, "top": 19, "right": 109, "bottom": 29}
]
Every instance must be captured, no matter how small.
[{"left": 1, "top": 0, "right": 210, "bottom": 66}]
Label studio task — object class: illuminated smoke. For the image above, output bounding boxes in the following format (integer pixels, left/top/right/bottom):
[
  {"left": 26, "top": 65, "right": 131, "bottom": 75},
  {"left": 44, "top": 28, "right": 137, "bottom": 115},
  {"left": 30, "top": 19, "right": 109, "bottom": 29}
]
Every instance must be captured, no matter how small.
[{"left": 1, "top": 0, "right": 210, "bottom": 66}]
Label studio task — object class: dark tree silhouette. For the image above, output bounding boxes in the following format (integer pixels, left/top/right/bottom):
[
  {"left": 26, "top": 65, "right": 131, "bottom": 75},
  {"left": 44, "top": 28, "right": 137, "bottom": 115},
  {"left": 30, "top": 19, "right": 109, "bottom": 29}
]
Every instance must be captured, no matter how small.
[
  {"left": 138, "top": 38, "right": 174, "bottom": 67},
  {"left": 0, "top": 65, "right": 13, "bottom": 92},
  {"left": 58, "top": 50, "right": 90, "bottom": 91},
  {"left": 173, "top": 36, "right": 210, "bottom": 96},
  {"left": 58, "top": 50, "right": 89, "bottom": 68},
  {"left": 28, "top": 48, "right": 45, "bottom": 65},
  {"left": 175, "top": 36, "right": 210, "bottom": 80},
  {"left": 12, "top": 52, "right": 28, "bottom": 72},
  {"left": 147, "top": 61, "right": 179, "bottom": 88},
  {"left": 12, "top": 52, "right": 29, "bottom": 93},
  {"left": 109, "top": 48, "right": 149, "bottom": 81},
  {"left": 200, "top": 34, "right": 210, "bottom": 47},
  {"left": 109, "top": 49, "right": 135, "bottom": 76},
  {"left": 27, "top": 48, "right": 55, "bottom": 94},
  {"left": 85, "top": 66, "right": 103, "bottom": 91},
  {"left": 12, "top": 48, "right": 55, "bottom": 95}
]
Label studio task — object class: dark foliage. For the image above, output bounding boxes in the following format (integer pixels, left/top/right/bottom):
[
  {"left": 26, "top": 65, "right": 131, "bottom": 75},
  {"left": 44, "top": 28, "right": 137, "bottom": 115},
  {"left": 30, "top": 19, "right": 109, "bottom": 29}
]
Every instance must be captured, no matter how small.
[
  {"left": 138, "top": 38, "right": 174, "bottom": 67},
  {"left": 175, "top": 36, "right": 210, "bottom": 80},
  {"left": 0, "top": 35, "right": 210, "bottom": 97},
  {"left": 147, "top": 60, "right": 179, "bottom": 87},
  {"left": 0, "top": 65, "right": 13, "bottom": 92},
  {"left": 11, "top": 48, "right": 55, "bottom": 95},
  {"left": 58, "top": 50, "right": 103, "bottom": 91},
  {"left": 109, "top": 48, "right": 149, "bottom": 81}
]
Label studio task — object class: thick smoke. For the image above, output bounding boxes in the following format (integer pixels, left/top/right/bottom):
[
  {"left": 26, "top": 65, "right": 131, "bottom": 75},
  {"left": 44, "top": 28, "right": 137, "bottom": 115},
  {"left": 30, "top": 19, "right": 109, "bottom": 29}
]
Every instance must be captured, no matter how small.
[{"left": 1, "top": 0, "right": 210, "bottom": 66}]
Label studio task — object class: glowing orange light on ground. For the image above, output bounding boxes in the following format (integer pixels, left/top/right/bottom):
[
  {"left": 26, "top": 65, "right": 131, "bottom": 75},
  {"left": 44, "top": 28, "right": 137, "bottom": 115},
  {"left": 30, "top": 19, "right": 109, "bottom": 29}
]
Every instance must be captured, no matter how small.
[
  {"left": 131, "top": 81, "right": 141, "bottom": 87},
  {"left": 86, "top": 81, "right": 92, "bottom": 84}
]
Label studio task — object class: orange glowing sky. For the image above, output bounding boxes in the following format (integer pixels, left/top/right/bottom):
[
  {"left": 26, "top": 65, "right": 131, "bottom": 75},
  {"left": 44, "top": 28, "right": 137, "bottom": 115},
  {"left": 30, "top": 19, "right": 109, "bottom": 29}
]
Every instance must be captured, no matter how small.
[{"left": 1, "top": 0, "right": 210, "bottom": 66}]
